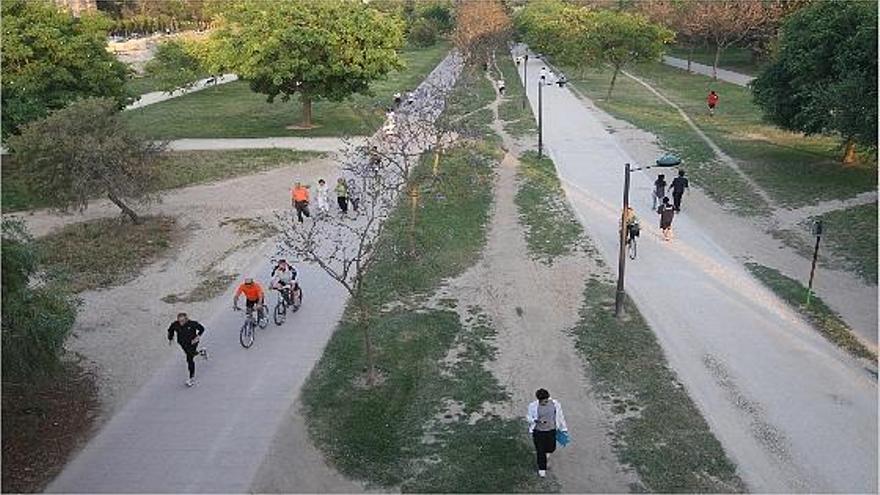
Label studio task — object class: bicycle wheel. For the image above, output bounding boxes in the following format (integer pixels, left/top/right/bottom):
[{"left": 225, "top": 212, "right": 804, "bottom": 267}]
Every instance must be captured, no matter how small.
[
  {"left": 258, "top": 308, "right": 269, "bottom": 329},
  {"left": 240, "top": 320, "right": 255, "bottom": 348},
  {"left": 628, "top": 237, "right": 637, "bottom": 260},
  {"left": 291, "top": 287, "right": 303, "bottom": 312},
  {"left": 274, "top": 301, "right": 286, "bottom": 325}
]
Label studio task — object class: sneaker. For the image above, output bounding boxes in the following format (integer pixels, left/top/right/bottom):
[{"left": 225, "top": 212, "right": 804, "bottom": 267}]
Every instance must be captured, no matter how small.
[
  {"left": 538, "top": 470, "right": 546, "bottom": 478},
  {"left": 185, "top": 378, "right": 194, "bottom": 387},
  {"left": 199, "top": 348, "right": 208, "bottom": 360}
]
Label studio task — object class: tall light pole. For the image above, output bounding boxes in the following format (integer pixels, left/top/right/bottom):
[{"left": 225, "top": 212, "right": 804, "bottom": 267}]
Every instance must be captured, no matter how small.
[
  {"left": 614, "top": 155, "right": 680, "bottom": 317},
  {"left": 518, "top": 53, "right": 529, "bottom": 110},
  {"left": 538, "top": 75, "right": 544, "bottom": 157}
]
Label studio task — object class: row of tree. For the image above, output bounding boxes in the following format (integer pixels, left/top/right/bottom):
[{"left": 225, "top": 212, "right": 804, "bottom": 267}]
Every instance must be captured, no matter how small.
[{"left": 516, "top": 0, "right": 673, "bottom": 97}]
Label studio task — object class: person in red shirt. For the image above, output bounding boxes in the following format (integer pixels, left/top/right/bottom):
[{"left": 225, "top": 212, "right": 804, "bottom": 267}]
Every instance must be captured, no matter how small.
[
  {"left": 291, "top": 182, "right": 311, "bottom": 223},
  {"left": 707, "top": 90, "right": 719, "bottom": 116},
  {"left": 233, "top": 278, "right": 266, "bottom": 320}
]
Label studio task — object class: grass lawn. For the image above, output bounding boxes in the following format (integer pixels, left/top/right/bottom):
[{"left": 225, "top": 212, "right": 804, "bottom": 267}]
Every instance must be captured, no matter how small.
[
  {"left": 38, "top": 216, "right": 179, "bottom": 293},
  {"left": 496, "top": 56, "right": 536, "bottom": 138},
  {"left": 666, "top": 45, "right": 766, "bottom": 76},
  {"left": 812, "top": 203, "right": 878, "bottom": 285},
  {"left": 1, "top": 149, "right": 320, "bottom": 212},
  {"left": 572, "top": 278, "right": 745, "bottom": 493},
  {"left": 515, "top": 151, "right": 589, "bottom": 264},
  {"left": 746, "top": 263, "right": 875, "bottom": 359},
  {"left": 123, "top": 42, "right": 451, "bottom": 139},
  {"left": 125, "top": 74, "right": 167, "bottom": 96},
  {"left": 565, "top": 62, "right": 877, "bottom": 213}
]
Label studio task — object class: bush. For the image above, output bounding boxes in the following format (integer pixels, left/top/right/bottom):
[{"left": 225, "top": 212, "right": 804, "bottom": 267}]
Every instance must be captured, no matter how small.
[
  {"left": 409, "top": 18, "right": 439, "bottom": 47},
  {"left": 1, "top": 220, "right": 77, "bottom": 380}
]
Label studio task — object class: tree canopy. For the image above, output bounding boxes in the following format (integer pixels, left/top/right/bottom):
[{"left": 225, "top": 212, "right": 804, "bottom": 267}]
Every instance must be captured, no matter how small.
[
  {"left": 453, "top": 0, "right": 512, "bottom": 65},
  {"left": 200, "top": 0, "right": 405, "bottom": 127},
  {"left": 751, "top": 0, "right": 877, "bottom": 164},
  {"left": 1, "top": 0, "right": 130, "bottom": 139},
  {"left": 7, "top": 98, "right": 165, "bottom": 223}
]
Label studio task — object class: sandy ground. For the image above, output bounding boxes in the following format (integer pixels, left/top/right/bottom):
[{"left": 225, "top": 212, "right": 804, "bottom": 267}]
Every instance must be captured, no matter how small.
[{"left": 577, "top": 97, "right": 877, "bottom": 348}]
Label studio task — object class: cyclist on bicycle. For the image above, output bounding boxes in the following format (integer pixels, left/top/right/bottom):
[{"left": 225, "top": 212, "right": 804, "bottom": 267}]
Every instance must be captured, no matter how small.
[
  {"left": 622, "top": 206, "right": 640, "bottom": 245},
  {"left": 233, "top": 277, "right": 266, "bottom": 320},
  {"left": 270, "top": 259, "right": 299, "bottom": 306}
]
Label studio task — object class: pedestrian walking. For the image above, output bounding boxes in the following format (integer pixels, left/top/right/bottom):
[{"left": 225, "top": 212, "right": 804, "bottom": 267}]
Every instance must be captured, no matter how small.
[
  {"left": 291, "top": 182, "right": 311, "bottom": 223},
  {"left": 393, "top": 92, "right": 402, "bottom": 108},
  {"left": 670, "top": 170, "right": 689, "bottom": 212},
  {"left": 657, "top": 196, "right": 676, "bottom": 241},
  {"left": 707, "top": 90, "right": 719, "bottom": 116},
  {"left": 527, "top": 388, "right": 568, "bottom": 478},
  {"left": 167, "top": 313, "right": 207, "bottom": 387},
  {"left": 540, "top": 66, "right": 547, "bottom": 81},
  {"left": 316, "top": 178, "right": 330, "bottom": 216},
  {"left": 383, "top": 109, "right": 396, "bottom": 136},
  {"left": 497, "top": 79, "right": 506, "bottom": 95},
  {"left": 347, "top": 177, "right": 361, "bottom": 213},
  {"left": 652, "top": 174, "right": 667, "bottom": 209},
  {"left": 335, "top": 178, "right": 349, "bottom": 215}
]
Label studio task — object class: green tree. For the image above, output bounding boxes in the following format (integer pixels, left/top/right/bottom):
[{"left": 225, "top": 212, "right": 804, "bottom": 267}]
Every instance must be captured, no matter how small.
[
  {"left": 752, "top": 0, "right": 877, "bottom": 164},
  {"left": 144, "top": 39, "right": 206, "bottom": 92},
  {"left": 1, "top": 0, "right": 130, "bottom": 139},
  {"left": 1, "top": 219, "right": 77, "bottom": 380},
  {"left": 590, "top": 10, "right": 673, "bottom": 98},
  {"left": 7, "top": 98, "right": 165, "bottom": 223},
  {"left": 203, "top": 0, "right": 405, "bottom": 128}
]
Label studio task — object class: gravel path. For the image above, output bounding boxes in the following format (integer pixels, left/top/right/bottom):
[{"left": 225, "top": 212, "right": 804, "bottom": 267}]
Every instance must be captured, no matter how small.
[
  {"left": 125, "top": 74, "right": 238, "bottom": 110},
  {"left": 662, "top": 56, "right": 755, "bottom": 87},
  {"left": 45, "top": 51, "right": 463, "bottom": 493},
  {"left": 520, "top": 51, "right": 877, "bottom": 493}
]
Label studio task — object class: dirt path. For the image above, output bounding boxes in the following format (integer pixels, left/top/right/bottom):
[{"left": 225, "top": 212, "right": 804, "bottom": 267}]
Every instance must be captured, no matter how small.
[
  {"left": 429, "top": 67, "right": 635, "bottom": 491},
  {"left": 774, "top": 189, "right": 878, "bottom": 227},
  {"left": 662, "top": 56, "right": 755, "bottom": 87}
]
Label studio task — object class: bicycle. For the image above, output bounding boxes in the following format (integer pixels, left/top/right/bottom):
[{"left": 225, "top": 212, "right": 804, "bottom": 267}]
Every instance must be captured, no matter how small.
[
  {"left": 273, "top": 288, "right": 289, "bottom": 326},
  {"left": 236, "top": 304, "right": 268, "bottom": 348},
  {"left": 627, "top": 223, "right": 639, "bottom": 260}
]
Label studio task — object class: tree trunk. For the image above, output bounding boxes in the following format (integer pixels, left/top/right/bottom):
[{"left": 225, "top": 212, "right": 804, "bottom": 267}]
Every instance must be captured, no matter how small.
[
  {"left": 712, "top": 44, "right": 721, "bottom": 81},
  {"left": 687, "top": 45, "right": 694, "bottom": 73},
  {"left": 300, "top": 94, "right": 313, "bottom": 128},
  {"left": 607, "top": 65, "right": 620, "bottom": 100},
  {"left": 107, "top": 193, "right": 142, "bottom": 224},
  {"left": 842, "top": 137, "right": 858, "bottom": 165},
  {"left": 357, "top": 301, "right": 377, "bottom": 386}
]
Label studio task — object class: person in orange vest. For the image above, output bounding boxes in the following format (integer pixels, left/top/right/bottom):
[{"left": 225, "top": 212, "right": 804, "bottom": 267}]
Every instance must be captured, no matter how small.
[
  {"left": 291, "top": 182, "right": 311, "bottom": 223},
  {"left": 707, "top": 90, "right": 719, "bottom": 116}
]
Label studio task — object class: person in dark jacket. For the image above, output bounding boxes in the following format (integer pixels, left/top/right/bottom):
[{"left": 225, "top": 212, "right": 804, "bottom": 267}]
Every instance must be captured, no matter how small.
[
  {"left": 670, "top": 170, "right": 689, "bottom": 212},
  {"left": 657, "top": 196, "right": 676, "bottom": 241},
  {"left": 167, "top": 313, "right": 207, "bottom": 387}
]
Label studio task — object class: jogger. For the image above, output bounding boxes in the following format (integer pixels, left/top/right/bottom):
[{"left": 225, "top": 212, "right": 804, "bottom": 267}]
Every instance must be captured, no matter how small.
[{"left": 167, "top": 312, "right": 207, "bottom": 387}]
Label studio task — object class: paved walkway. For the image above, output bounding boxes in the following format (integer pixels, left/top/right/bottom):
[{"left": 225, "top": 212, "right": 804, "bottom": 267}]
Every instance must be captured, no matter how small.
[
  {"left": 46, "top": 51, "right": 463, "bottom": 493},
  {"left": 663, "top": 56, "right": 755, "bottom": 87},
  {"left": 125, "top": 74, "right": 238, "bottom": 110},
  {"left": 165, "top": 137, "right": 363, "bottom": 153},
  {"left": 519, "top": 52, "right": 877, "bottom": 493}
]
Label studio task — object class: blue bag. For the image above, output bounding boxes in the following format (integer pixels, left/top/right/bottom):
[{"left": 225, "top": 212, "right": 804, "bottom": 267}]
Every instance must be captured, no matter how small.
[{"left": 556, "top": 430, "right": 570, "bottom": 447}]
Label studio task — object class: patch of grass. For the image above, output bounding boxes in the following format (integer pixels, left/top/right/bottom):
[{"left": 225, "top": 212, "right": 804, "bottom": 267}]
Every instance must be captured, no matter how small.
[
  {"left": 810, "top": 204, "right": 878, "bottom": 285},
  {"left": 1, "top": 149, "right": 320, "bottom": 212},
  {"left": 162, "top": 269, "right": 237, "bottom": 304},
  {"left": 440, "top": 67, "right": 498, "bottom": 143},
  {"left": 571, "top": 278, "right": 745, "bottom": 493},
  {"left": 2, "top": 360, "right": 99, "bottom": 493},
  {"left": 38, "top": 216, "right": 179, "bottom": 293},
  {"left": 124, "top": 43, "right": 451, "bottom": 139},
  {"left": 624, "top": 62, "right": 877, "bottom": 208},
  {"left": 497, "top": 57, "right": 536, "bottom": 138},
  {"left": 515, "top": 150, "right": 585, "bottom": 264},
  {"left": 745, "top": 263, "right": 875, "bottom": 359},
  {"left": 565, "top": 65, "right": 768, "bottom": 217},
  {"left": 666, "top": 45, "right": 766, "bottom": 76}
]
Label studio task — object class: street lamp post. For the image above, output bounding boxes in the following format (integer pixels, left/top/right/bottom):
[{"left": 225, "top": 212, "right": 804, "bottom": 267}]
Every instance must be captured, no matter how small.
[
  {"left": 518, "top": 53, "right": 529, "bottom": 110},
  {"left": 614, "top": 154, "right": 681, "bottom": 317},
  {"left": 806, "top": 220, "right": 823, "bottom": 307},
  {"left": 538, "top": 75, "right": 544, "bottom": 157}
]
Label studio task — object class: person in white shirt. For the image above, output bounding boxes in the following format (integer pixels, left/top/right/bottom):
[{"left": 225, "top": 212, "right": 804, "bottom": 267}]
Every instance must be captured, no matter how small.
[
  {"left": 316, "top": 179, "right": 330, "bottom": 216},
  {"left": 526, "top": 388, "right": 568, "bottom": 477}
]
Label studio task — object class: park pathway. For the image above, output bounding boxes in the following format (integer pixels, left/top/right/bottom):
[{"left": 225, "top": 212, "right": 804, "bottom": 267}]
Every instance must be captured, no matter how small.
[
  {"left": 125, "top": 74, "right": 238, "bottom": 110},
  {"left": 662, "top": 56, "right": 755, "bottom": 87},
  {"left": 519, "top": 51, "right": 877, "bottom": 493},
  {"left": 46, "top": 52, "right": 462, "bottom": 493},
  {"left": 165, "top": 136, "right": 364, "bottom": 153}
]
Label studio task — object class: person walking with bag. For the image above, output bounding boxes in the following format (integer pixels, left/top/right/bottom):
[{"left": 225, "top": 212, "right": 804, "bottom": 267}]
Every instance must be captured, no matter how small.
[
  {"left": 657, "top": 196, "right": 676, "bottom": 241},
  {"left": 527, "top": 388, "right": 569, "bottom": 478}
]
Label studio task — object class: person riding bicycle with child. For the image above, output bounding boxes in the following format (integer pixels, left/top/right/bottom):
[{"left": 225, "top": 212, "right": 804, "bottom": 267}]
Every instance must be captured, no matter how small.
[{"left": 269, "top": 259, "right": 301, "bottom": 306}]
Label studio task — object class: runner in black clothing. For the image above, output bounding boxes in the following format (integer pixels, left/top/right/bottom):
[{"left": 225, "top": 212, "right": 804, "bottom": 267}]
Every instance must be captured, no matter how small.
[
  {"left": 670, "top": 170, "right": 689, "bottom": 212},
  {"left": 167, "top": 313, "right": 207, "bottom": 387}
]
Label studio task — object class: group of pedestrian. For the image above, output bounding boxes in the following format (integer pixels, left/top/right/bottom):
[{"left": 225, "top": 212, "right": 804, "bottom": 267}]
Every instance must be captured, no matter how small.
[
  {"left": 290, "top": 177, "right": 361, "bottom": 223},
  {"left": 651, "top": 169, "right": 689, "bottom": 241}
]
